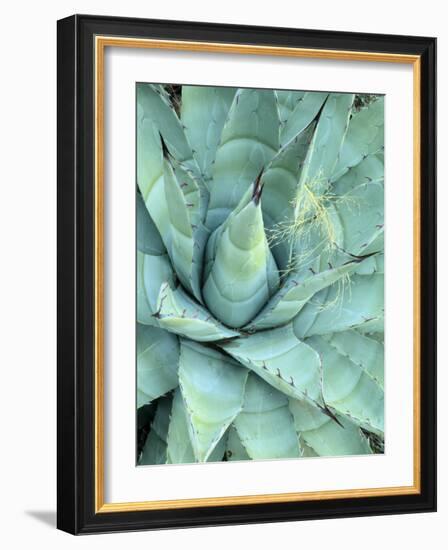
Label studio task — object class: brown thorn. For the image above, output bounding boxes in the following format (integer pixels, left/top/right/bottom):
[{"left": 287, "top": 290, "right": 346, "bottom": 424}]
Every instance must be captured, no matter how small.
[
  {"left": 159, "top": 132, "right": 172, "bottom": 159},
  {"left": 252, "top": 169, "right": 265, "bottom": 205}
]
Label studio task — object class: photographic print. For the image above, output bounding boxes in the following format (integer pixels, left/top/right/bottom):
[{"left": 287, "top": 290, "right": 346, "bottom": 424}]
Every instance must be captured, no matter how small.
[
  {"left": 136, "top": 84, "right": 385, "bottom": 465},
  {"left": 58, "top": 16, "right": 436, "bottom": 533}
]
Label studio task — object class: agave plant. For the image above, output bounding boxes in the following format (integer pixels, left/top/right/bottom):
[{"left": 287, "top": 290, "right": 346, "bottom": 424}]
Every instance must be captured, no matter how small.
[{"left": 136, "top": 83, "right": 384, "bottom": 465}]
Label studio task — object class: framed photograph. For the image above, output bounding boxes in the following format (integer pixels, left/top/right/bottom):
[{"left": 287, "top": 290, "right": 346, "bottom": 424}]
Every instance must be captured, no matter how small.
[{"left": 57, "top": 14, "right": 436, "bottom": 534}]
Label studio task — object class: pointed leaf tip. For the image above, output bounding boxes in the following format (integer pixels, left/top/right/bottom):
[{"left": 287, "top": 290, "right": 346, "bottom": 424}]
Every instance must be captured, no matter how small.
[
  {"left": 179, "top": 340, "right": 248, "bottom": 462},
  {"left": 159, "top": 131, "right": 172, "bottom": 159},
  {"left": 252, "top": 168, "right": 264, "bottom": 205}
]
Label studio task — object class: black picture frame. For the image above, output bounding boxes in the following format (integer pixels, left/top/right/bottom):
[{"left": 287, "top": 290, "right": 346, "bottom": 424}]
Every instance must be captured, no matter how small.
[{"left": 57, "top": 14, "right": 436, "bottom": 535}]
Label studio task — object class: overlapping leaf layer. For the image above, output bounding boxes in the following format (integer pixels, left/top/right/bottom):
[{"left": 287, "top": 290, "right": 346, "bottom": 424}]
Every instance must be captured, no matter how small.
[{"left": 137, "top": 84, "right": 384, "bottom": 464}]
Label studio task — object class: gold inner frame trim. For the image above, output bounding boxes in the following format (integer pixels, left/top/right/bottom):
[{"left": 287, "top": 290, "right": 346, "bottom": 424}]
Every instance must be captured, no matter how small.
[{"left": 94, "top": 35, "right": 422, "bottom": 513}]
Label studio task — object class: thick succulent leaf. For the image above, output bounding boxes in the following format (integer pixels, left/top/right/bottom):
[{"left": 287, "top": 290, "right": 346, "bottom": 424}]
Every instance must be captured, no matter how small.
[
  {"left": 282, "top": 199, "right": 350, "bottom": 278},
  {"left": 163, "top": 155, "right": 208, "bottom": 301},
  {"left": 137, "top": 324, "right": 179, "bottom": 405},
  {"left": 137, "top": 251, "right": 156, "bottom": 326},
  {"left": 287, "top": 199, "right": 348, "bottom": 275},
  {"left": 356, "top": 317, "right": 384, "bottom": 334},
  {"left": 280, "top": 92, "right": 328, "bottom": 147},
  {"left": 234, "top": 375, "right": 299, "bottom": 459},
  {"left": 142, "top": 253, "right": 175, "bottom": 312},
  {"left": 162, "top": 157, "right": 195, "bottom": 263},
  {"left": 136, "top": 85, "right": 163, "bottom": 191},
  {"left": 136, "top": 187, "right": 176, "bottom": 322},
  {"left": 137, "top": 252, "right": 169, "bottom": 325},
  {"left": 166, "top": 388, "right": 196, "bottom": 464},
  {"left": 202, "top": 222, "right": 222, "bottom": 285},
  {"left": 288, "top": 396, "right": 328, "bottom": 432},
  {"left": 293, "top": 193, "right": 382, "bottom": 279},
  {"left": 289, "top": 398, "right": 372, "bottom": 456},
  {"left": 206, "top": 88, "right": 280, "bottom": 230},
  {"left": 333, "top": 181, "right": 384, "bottom": 257},
  {"left": 295, "top": 93, "right": 354, "bottom": 197},
  {"left": 139, "top": 395, "right": 172, "bottom": 465},
  {"left": 203, "top": 191, "right": 279, "bottom": 328},
  {"left": 210, "top": 433, "right": 228, "bottom": 461},
  {"left": 178, "top": 340, "right": 248, "bottom": 462},
  {"left": 181, "top": 86, "right": 236, "bottom": 185},
  {"left": 149, "top": 83, "right": 170, "bottom": 99},
  {"left": 304, "top": 419, "right": 372, "bottom": 456},
  {"left": 245, "top": 260, "right": 360, "bottom": 331},
  {"left": 276, "top": 90, "right": 306, "bottom": 123},
  {"left": 293, "top": 273, "right": 384, "bottom": 338},
  {"left": 137, "top": 103, "right": 169, "bottom": 248},
  {"left": 137, "top": 192, "right": 165, "bottom": 255},
  {"left": 261, "top": 123, "right": 315, "bottom": 270},
  {"left": 202, "top": 182, "right": 254, "bottom": 283},
  {"left": 207, "top": 431, "right": 228, "bottom": 462},
  {"left": 226, "top": 425, "right": 251, "bottom": 461},
  {"left": 221, "top": 324, "right": 323, "bottom": 405},
  {"left": 367, "top": 331, "right": 384, "bottom": 344},
  {"left": 137, "top": 85, "right": 200, "bottom": 250},
  {"left": 324, "top": 330, "right": 384, "bottom": 387},
  {"left": 154, "top": 282, "right": 239, "bottom": 341},
  {"left": 355, "top": 253, "right": 384, "bottom": 275},
  {"left": 137, "top": 389, "right": 152, "bottom": 410},
  {"left": 332, "top": 153, "right": 384, "bottom": 196},
  {"left": 137, "top": 83, "right": 198, "bottom": 174},
  {"left": 331, "top": 97, "right": 384, "bottom": 181},
  {"left": 166, "top": 388, "right": 228, "bottom": 463},
  {"left": 137, "top": 250, "right": 174, "bottom": 326},
  {"left": 307, "top": 336, "right": 384, "bottom": 435},
  {"left": 300, "top": 439, "right": 319, "bottom": 457},
  {"left": 140, "top": 429, "right": 168, "bottom": 466}
]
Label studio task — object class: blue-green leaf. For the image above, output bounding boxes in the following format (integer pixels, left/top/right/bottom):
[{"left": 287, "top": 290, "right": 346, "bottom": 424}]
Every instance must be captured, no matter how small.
[
  {"left": 162, "top": 154, "right": 208, "bottom": 301},
  {"left": 276, "top": 90, "right": 306, "bottom": 123},
  {"left": 293, "top": 273, "right": 384, "bottom": 338},
  {"left": 166, "top": 388, "right": 196, "bottom": 464},
  {"left": 181, "top": 86, "right": 236, "bottom": 185},
  {"left": 280, "top": 92, "right": 328, "bottom": 147},
  {"left": 331, "top": 97, "right": 384, "bottom": 181},
  {"left": 324, "top": 330, "right": 384, "bottom": 388},
  {"left": 234, "top": 375, "right": 299, "bottom": 459},
  {"left": 178, "top": 340, "right": 248, "bottom": 461},
  {"left": 289, "top": 398, "right": 372, "bottom": 456},
  {"left": 332, "top": 153, "right": 384, "bottom": 196},
  {"left": 203, "top": 183, "right": 279, "bottom": 328},
  {"left": 137, "top": 324, "right": 179, "bottom": 405},
  {"left": 226, "top": 425, "right": 251, "bottom": 461},
  {"left": 139, "top": 396, "right": 171, "bottom": 465},
  {"left": 306, "top": 336, "right": 384, "bottom": 435},
  {"left": 137, "top": 85, "right": 196, "bottom": 250},
  {"left": 221, "top": 324, "right": 323, "bottom": 405},
  {"left": 355, "top": 253, "right": 384, "bottom": 275},
  {"left": 137, "top": 250, "right": 174, "bottom": 326},
  {"left": 246, "top": 260, "right": 360, "bottom": 331},
  {"left": 333, "top": 181, "right": 384, "bottom": 257},
  {"left": 206, "top": 88, "right": 280, "bottom": 230},
  {"left": 154, "top": 282, "right": 239, "bottom": 342},
  {"left": 261, "top": 123, "right": 315, "bottom": 271},
  {"left": 137, "top": 192, "right": 165, "bottom": 255},
  {"left": 295, "top": 93, "right": 354, "bottom": 196},
  {"left": 166, "top": 388, "right": 228, "bottom": 463},
  {"left": 137, "top": 84, "right": 199, "bottom": 174}
]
